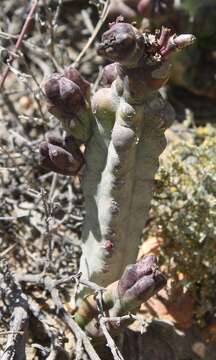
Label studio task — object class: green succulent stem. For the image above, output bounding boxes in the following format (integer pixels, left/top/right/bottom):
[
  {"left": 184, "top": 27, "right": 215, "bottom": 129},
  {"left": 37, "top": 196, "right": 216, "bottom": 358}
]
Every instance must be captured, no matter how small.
[{"left": 41, "top": 21, "right": 195, "bottom": 306}]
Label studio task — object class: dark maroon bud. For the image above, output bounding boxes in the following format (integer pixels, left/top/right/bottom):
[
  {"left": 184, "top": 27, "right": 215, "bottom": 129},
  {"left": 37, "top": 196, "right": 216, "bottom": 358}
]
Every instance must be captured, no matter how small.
[
  {"left": 44, "top": 73, "right": 62, "bottom": 103},
  {"left": 46, "top": 133, "right": 84, "bottom": 163},
  {"left": 128, "top": 274, "right": 156, "bottom": 299},
  {"left": 45, "top": 132, "right": 64, "bottom": 147},
  {"left": 58, "top": 77, "right": 85, "bottom": 112},
  {"left": 101, "top": 63, "right": 118, "bottom": 87},
  {"left": 118, "top": 255, "right": 156, "bottom": 295},
  {"left": 128, "top": 270, "right": 166, "bottom": 301},
  {"left": 64, "top": 66, "right": 90, "bottom": 98},
  {"left": 48, "top": 143, "right": 76, "bottom": 173},
  {"left": 44, "top": 74, "right": 86, "bottom": 116},
  {"left": 39, "top": 136, "right": 84, "bottom": 176},
  {"left": 119, "top": 264, "right": 138, "bottom": 294},
  {"left": 118, "top": 255, "right": 166, "bottom": 301},
  {"left": 97, "top": 22, "right": 137, "bottom": 62},
  {"left": 39, "top": 141, "right": 62, "bottom": 174}
]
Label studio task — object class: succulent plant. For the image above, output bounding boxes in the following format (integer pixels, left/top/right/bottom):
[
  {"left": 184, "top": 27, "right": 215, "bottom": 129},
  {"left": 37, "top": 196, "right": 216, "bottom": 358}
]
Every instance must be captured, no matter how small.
[{"left": 40, "top": 20, "right": 194, "bottom": 310}]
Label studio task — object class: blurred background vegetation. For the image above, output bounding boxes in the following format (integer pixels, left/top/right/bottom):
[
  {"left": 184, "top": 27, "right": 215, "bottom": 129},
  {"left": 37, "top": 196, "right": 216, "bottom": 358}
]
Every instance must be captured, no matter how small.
[{"left": 145, "top": 122, "right": 216, "bottom": 326}]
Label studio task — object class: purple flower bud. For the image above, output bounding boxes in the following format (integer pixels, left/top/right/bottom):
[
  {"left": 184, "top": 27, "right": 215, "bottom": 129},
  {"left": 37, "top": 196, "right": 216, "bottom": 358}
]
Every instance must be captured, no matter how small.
[
  {"left": 44, "top": 74, "right": 85, "bottom": 117},
  {"left": 44, "top": 73, "right": 62, "bottom": 102},
  {"left": 39, "top": 135, "right": 84, "bottom": 175},
  {"left": 59, "top": 77, "right": 84, "bottom": 111},
  {"left": 97, "top": 22, "right": 137, "bottom": 62},
  {"left": 45, "top": 133, "right": 64, "bottom": 148},
  {"left": 101, "top": 62, "right": 118, "bottom": 87},
  {"left": 64, "top": 66, "right": 90, "bottom": 98},
  {"left": 118, "top": 255, "right": 166, "bottom": 302},
  {"left": 40, "top": 141, "right": 59, "bottom": 174}
]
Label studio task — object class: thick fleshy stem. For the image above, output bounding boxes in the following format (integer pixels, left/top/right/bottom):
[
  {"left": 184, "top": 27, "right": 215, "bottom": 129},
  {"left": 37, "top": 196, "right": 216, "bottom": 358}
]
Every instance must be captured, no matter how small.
[
  {"left": 78, "top": 23, "right": 194, "bottom": 296},
  {"left": 41, "top": 22, "right": 195, "bottom": 303}
]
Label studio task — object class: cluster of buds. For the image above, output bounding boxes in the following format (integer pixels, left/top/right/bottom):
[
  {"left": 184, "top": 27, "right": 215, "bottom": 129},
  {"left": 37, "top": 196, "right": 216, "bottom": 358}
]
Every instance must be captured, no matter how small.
[
  {"left": 40, "top": 66, "right": 92, "bottom": 175},
  {"left": 100, "top": 22, "right": 195, "bottom": 92},
  {"left": 44, "top": 69, "right": 89, "bottom": 118},
  {"left": 116, "top": 255, "right": 166, "bottom": 313}
]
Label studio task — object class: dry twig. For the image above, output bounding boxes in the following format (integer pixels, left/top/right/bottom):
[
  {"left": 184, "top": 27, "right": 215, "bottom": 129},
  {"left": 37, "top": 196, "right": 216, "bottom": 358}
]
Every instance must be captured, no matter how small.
[
  {"left": 0, "top": 261, "right": 29, "bottom": 360},
  {"left": 74, "top": 0, "right": 111, "bottom": 66},
  {"left": 0, "top": 1, "right": 38, "bottom": 89}
]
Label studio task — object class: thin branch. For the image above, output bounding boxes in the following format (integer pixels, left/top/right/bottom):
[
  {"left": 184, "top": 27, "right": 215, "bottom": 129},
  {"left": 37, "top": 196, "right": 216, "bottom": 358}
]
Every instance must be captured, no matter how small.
[
  {"left": 40, "top": 188, "right": 53, "bottom": 267},
  {"left": 0, "top": 1, "right": 38, "bottom": 89},
  {"left": 99, "top": 318, "right": 125, "bottom": 360},
  {"left": 96, "top": 291, "right": 125, "bottom": 360},
  {"left": 73, "top": 0, "right": 111, "bottom": 66},
  {"left": 0, "top": 261, "right": 29, "bottom": 360},
  {"left": 0, "top": 244, "right": 17, "bottom": 258},
  {"left": 16, "top": 272, "right": 102, "bottom": 360}
]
